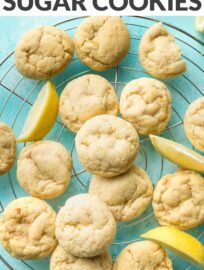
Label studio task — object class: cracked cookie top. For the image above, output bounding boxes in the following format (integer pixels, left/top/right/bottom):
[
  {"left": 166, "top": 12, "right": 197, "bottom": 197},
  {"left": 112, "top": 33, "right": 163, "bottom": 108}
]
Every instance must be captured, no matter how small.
[
  {"left": 74, "top": 16, "right": 130, "bottom": 71},
  {"left": 113, "top": 241, "right": 173, "bottom": 270},
  {"left": 0, "top": 122, "right": 16, "bottom": 175},
  {"left": 139, "top": 22, "right": 186, "bottom": 79},
  {"left": 120, "top": 78, "right": 172, "bottom": 135},
  {"left": 0, "top": 197, "right": 57, "bottom": 259},
  {"left": 50, "top": 245, "right": 113, "bottom": 270},
  {"left": 89, "top": 165, "right": 153, "bottom": 222},
  {"left": 153, "top": 170, "right": 204, "bottom": 230},
  {"left": 14, "top": 26, "right": 74, "bottom": 80},
  {"left": 184, "top": 97, "right": 204, "bottom": 152},
  {"left": 75, "top": 115, "right": 139, "bottom": 177},
  {"left": 17, "top": 140, "right": 72, "bottom": 199},
  {"left": 59, "top": 74, "right": 119, "bottom": 133},
  {"left": 55, "top": 194, "right": 116, "bottom": 258}
]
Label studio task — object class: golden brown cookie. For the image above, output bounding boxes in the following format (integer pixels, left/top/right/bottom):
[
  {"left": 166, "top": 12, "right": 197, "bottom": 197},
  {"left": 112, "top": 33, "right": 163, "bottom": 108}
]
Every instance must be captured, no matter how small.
[
  {"left": 74, "top": 16, "right": 130, "bottom": 71},
  {"left": 55, "top": 194, "right": 116, "bottom": 258},
  {"left": 153, "top": 170, "right": 204, "bottom": 230},
  {"left": 0, "top": 197, "right": 57, "bottom": 259},
  {"left": 113, "top": 241, "right": 173, "bottom": 270},
  {"left": 50, "top": 245, "right": 113, "bottom": 270},
  {"left": 184, "top": 97, "right": 204, "bottom": 152},
  {"left": 139, "top": 22, "right": 186, "bottom": 79},
  {"left": 59, "top": 74, "right": 119, "bottom": 133},
  {"left": 75, "top": 115, "right": 139, "bottom": 177},
  {"left": 120, "top": 78, "right": 172, "bottom": 135},
  {"left": 17, "top": 140, "right": 72, "bottom": 199},
  {"left": 0, "top": 122, "right": 16, "bottom": 175},
  {"left": 89, "top": 165, "right": 153, "bottom": 222},
  {"left": 15, "top": 26, "right": 74, "bottom": 80}
]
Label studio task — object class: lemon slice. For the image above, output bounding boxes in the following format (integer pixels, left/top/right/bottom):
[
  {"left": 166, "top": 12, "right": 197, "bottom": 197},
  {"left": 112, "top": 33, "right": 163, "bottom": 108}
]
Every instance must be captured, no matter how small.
[
  {"left": 150, "top": 135, "right": 204, "bottom": 173},
  {"left": 17, "top": 81, "right": 59, "bottom": 142},
  {"left": 195, "top": 16, "right": 204, "bottom": 33},
  {"left": 142, "top": 226, "right": 204, "bottom": 267}
]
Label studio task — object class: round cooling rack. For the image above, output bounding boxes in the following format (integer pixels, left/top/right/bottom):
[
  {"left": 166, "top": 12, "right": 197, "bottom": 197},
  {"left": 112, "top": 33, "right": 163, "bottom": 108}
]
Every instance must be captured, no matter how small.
[{"left": 0, "top": 16, "right": 204, "bottom": 270}]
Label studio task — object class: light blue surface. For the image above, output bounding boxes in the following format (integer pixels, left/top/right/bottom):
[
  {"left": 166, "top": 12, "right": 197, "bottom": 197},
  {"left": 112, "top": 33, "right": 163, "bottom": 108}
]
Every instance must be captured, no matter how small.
[{"left": 0, "top": 16, "right": 203, "bottom": 270}]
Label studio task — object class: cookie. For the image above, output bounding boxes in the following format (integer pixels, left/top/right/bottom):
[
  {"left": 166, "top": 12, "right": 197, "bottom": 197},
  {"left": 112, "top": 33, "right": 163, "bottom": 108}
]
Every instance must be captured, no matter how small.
[
  {"left": 0, "top": 122, "right": 16, "bottom": 175},
  {"left": 0, "top": 197, "right": 57, "bottom": 259},
  {"left": 17, "top": 141, "right": 72, "bottom": 199},
  {"left": 120, "top": 78, "right": 172, "bottom": 135},
  {"left": 50, "top": 245, "right": 113, "bottom": 270},
  {"left": 89, "top": 165, "right": 153, "bottom": 222},
  {"left": 113, "top": 240, "right": 173, "bottom": 270},
  {"left": 15, "top": 26, "right": 74, "bottom": 80},
  {"left": 153, "top": 170, "right": 204, "bottom": 230},
  {"left": 75, "top": 115, "right": 139, "bottom": 177},
  {"left": 139, "top": 22, "right": 186, "bottom": 79},
  {"left": 184, "top": 97, "right": 204, "bottom": 152},
  {"left": 74, "top": 16, "right": 130, "bottom": 71},
  {"left": 55, "top": 194, "right": 116, "bottom": 257},
  {"left": 59, "top": 74, "right": 119, "bottom": 133}
]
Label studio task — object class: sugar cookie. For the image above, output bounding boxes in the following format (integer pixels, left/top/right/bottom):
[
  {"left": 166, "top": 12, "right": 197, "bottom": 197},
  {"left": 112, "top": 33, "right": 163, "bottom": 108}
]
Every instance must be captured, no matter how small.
[
  {"left": 75, "top": 115, "right": 139, "bottom": 177},
  {"left": 15, "top": 26, "right": 74, "bottom": 80},
  {"left": 0, "top": 197, "right": 57, "bottom": 259},
  {"left": 89, "top": 165, "right": 153, "bottom": 221},
  {"left": 17, "top": 141, "right": 72, "bottom": 199},
  {"left": 120, "top": 78, "right": 172, "bottom": 135},
  {"left": 184, "top": 97, "right": 204, "bottom": 152},
  {"left": 55, "top": 194, "right": 116, "bottom": 257},
  {"left": 59, "top": 74, "right": 119, "bottom": 133},
  {"left": 50, "top": 245, "right": 112, "bottom": 270},
  {"left": 75, "top": 16, "right": 130, "bottom": 71},
  {"left": 113, "top": 241, "right": 173, "bottom": 270},
  {"left": 153, "top": 170, "right": 204, "bottom": 230},
  {"left": 0, "top": 122, "right": 16, "bottom": 175},
  {"left": 139, "top": 22, "right": 186, "bottom": 79}
]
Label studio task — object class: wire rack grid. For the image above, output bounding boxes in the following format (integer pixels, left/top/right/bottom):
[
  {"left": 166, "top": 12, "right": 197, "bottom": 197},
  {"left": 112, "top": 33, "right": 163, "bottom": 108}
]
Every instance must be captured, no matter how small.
[{"left": 0, "top": 16, "right": 204, "bottom": 270}]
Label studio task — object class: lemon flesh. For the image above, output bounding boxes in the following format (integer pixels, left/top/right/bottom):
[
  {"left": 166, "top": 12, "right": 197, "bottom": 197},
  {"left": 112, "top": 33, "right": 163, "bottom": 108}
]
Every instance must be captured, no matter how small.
[
  {"left": 142, "top": 226, "right": 204, "bottom": 267},
  {"left": 17, "top": 81, "right": 59, "bottom": 142},
  {"left": 195, "top": 16, "right": 204, "bottom": 33},
  {"left": 150, "top": 135, "right": 204, "bottom": 173}
]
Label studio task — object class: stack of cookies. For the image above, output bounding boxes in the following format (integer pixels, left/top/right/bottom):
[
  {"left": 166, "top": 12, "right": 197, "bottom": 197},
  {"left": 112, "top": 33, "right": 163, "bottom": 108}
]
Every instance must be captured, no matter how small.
[{"left": 1, "top": 16, "right": 204, "bottom": 270}]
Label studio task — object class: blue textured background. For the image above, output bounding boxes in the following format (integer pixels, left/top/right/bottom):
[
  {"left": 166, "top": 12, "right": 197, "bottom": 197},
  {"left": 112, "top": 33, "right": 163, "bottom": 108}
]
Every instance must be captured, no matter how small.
[{"left": 0, "top": 16, "right": 203, "bottom": 270}]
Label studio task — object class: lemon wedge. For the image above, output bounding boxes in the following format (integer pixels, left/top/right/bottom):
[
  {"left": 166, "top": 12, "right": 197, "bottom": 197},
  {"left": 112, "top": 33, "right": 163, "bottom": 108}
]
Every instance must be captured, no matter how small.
[
  {"left": 17, "top": 81, "right": 59, "bottom": 142},
  {"left": 142, "top": 226, "right": 204, "bottom": 267},
  {"left": 150, "top": 135, "right": 204, "bottom": 173},
  {"left": 195, "top": 16, "right": 204, "bottom": 33}
]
